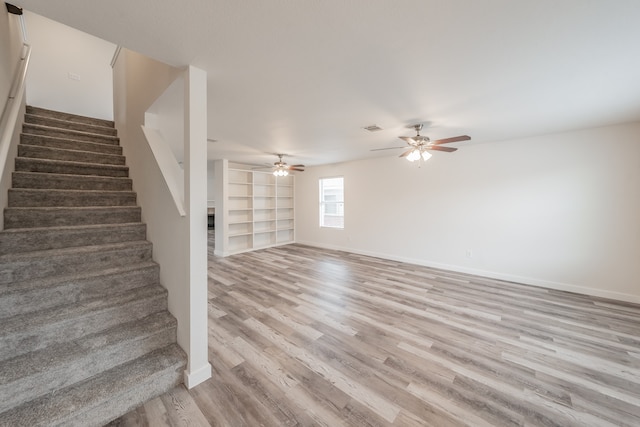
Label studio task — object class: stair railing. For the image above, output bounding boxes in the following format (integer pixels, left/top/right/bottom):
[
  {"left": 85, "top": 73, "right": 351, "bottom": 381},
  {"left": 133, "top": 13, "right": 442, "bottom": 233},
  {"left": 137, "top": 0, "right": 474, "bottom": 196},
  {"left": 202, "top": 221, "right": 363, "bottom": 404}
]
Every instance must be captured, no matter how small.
[{"left": 0, "top": 6, "right": 31, "bottom": 182}]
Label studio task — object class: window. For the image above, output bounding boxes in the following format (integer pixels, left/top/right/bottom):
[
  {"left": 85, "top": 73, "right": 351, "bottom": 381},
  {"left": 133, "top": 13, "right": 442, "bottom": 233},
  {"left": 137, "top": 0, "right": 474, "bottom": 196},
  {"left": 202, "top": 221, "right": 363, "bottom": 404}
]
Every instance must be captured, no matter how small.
[{"left": 319, "top": 177, "right": 344, "bottom": 228}]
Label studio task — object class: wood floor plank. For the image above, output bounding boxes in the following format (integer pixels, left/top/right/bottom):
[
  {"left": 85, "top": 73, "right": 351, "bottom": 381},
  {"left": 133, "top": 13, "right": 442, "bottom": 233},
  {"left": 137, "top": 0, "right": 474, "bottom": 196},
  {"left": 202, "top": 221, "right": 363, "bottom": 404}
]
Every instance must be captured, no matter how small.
[{"left": 111, "top": 238, "right": 640, "bottom": 426}]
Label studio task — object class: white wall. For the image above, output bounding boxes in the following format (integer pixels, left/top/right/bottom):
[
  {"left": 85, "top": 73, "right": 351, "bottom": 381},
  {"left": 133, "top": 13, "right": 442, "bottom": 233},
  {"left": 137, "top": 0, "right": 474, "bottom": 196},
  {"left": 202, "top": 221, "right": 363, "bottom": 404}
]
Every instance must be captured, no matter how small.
[
  {"left": 296, "top": 122, "right": 640, "bottom": 303},
  {"left": 113, "top": 49, "right": 210, "bottom": 388},
  {"left": 24, "top": 11, "right": 115, "bottom": 120},
  {"left": 207, "top": 160, "right": 216, "bottom": 206},
  {"left": 0, "top": 9, "right": 27, "bottom": 230}
]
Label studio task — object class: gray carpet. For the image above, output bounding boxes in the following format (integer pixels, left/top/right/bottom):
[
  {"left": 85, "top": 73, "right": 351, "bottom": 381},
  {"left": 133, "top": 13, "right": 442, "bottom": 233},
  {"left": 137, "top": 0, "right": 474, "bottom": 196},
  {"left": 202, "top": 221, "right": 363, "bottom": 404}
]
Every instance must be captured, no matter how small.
[{"left": 0, "top": 106, "right": 186, "bottom": 427}]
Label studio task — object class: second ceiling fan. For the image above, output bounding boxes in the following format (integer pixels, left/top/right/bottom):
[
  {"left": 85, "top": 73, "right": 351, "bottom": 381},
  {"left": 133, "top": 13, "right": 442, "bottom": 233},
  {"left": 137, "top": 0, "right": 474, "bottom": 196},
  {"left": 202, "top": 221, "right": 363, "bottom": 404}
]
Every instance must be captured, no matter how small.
[
  {"left": 271, "top": 154, "right": 305, "bottom": 176},
  {"left": 372, "top": 124, "right": 470, "bottom": 162}
]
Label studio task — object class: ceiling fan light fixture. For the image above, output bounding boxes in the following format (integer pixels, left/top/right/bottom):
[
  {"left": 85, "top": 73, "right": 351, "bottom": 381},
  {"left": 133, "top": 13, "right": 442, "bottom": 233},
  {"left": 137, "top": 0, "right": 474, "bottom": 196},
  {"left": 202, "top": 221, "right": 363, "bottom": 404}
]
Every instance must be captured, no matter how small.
[
  {"left": 406, "top": 149, "right": 421, "bottom": 162},
  {"left": 273, "top": 167, "right": 289, "bottom": 177},
  {"left": 421, "top": 150, "right": 432, "bottom": 161}
]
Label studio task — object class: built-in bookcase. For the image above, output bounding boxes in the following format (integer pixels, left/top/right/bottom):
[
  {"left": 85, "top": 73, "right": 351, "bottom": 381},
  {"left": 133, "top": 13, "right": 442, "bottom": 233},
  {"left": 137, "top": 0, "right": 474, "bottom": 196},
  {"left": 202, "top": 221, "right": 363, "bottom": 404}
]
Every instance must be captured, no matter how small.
[{"left": 217, "top": 161, "right": 294, "bottom": 256}]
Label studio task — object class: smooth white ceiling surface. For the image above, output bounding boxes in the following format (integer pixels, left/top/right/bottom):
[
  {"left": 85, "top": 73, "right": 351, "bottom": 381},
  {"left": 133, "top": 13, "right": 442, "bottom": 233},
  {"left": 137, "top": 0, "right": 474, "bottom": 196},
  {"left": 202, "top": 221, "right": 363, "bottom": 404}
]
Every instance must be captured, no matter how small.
[{"left": 16, "top": 0, "right": 640, "bottom": 166}]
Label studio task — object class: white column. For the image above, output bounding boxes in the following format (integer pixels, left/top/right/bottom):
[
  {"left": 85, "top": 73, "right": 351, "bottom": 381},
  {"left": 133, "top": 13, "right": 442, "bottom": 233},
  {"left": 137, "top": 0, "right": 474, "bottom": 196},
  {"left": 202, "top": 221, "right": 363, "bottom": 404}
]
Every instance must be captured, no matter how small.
[{"left": 183, "top": 65, "right": 211, "bottom": 388}]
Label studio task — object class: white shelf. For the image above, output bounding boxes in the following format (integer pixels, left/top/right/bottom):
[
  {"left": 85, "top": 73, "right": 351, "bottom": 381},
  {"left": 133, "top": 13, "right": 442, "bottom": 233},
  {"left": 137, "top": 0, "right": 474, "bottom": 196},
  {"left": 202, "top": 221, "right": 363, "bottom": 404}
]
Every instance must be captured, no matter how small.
[{"left": 220, "top": 166, "right": 294, "bottom": 256}]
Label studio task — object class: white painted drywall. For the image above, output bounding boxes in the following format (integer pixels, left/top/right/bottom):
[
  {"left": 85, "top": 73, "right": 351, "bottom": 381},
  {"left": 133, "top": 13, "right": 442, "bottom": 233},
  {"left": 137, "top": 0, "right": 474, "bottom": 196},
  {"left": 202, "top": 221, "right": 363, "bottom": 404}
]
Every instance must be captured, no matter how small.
[
  {"left": 0, "top": 9, "right": 26, "bottom": 230},
  {"left": 145, "top": 76, "right": 185, "bottom": 162},
  {"left": 24, "top": 11, "right": 115, "bottom": 120},
  {"left": 207, "top": 160, "right": 216, "bottom": 206},
  {"left": 113, "top": 49, "right": 210, "bottom": 387},
  {"left": 295, "top": 122, "right": 640, "bottom": 303},
  {"left": 183, "top": 65, "right": 211, "bottom": 387}
]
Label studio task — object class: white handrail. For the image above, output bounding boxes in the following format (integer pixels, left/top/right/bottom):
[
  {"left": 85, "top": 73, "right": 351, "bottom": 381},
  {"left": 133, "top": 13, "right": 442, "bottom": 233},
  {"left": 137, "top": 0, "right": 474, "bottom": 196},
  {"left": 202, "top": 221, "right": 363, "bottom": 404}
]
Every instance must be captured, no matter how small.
[{"left": 0, "top": 42, "right": 31, "bottom": 179}]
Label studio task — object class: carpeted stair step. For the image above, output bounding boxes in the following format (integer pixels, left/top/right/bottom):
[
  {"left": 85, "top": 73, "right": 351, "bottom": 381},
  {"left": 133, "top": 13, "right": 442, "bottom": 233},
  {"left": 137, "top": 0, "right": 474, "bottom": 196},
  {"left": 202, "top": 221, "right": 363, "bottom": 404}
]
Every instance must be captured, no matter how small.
[
  {"left": 12, "top": 171, "right": 132, "bottom": 191},
  {"left": 8, "top": 188, "right": 136, "bottom": 207},
  {"left": 0, "top": 240, "right": 152, "bottom": 285},
  {"left": 0, "top": 261, "right": 159, "bottom": 319},
  {"left": 26, "top": 105, "right": 115, "bottom": 128},
  {"left": 4, "top": 206, "right": 141, "bottom": 229},
  {"left": 18, "top": 144, "right": 126, "bottom": 166},
  {"left": 0, "top": 311, "right": 177, "bottom": 414},
  {"left": 0, "top": 344, "right": 185, "bottom": 427},
  {"left": 23, "top": 123, "right": 119, "bottom": 146},
  {"left": 20, "top": 133, "right": 122, "bottom": 155},
  {"left": 0, "top": 284, "right": 168, "bottom": 362},
  {"left": 0, "top": 223, "right": 146, "bottom": 254},
  {"left": 25, "top": 113, "right": 118, "bottom": 136},
  {"left": 15, "top": 157, "right": 129, "bottom": 177}
]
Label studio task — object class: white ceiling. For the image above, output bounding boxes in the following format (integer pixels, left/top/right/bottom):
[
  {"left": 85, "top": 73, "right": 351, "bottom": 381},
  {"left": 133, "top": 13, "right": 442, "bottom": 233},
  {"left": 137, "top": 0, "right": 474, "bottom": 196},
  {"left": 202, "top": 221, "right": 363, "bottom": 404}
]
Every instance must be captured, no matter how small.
[{"left": 16, "top": 0, "right": 640, "bottom": 167}]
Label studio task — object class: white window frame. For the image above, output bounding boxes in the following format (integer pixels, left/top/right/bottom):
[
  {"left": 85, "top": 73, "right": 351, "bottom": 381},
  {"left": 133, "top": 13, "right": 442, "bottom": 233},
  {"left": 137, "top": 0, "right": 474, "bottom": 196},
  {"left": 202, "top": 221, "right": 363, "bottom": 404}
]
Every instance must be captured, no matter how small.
[{"left": 319, "top": 176, "right": 344, "bottom": 229}]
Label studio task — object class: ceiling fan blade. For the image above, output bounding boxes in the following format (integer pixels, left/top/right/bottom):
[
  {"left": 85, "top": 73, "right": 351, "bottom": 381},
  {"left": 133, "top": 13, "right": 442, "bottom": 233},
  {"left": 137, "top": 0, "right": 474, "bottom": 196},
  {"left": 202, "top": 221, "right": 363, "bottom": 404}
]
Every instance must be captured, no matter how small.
[
  {"left": 432, "top": 135, "right": 471, "bottom": 145},
  {"left": 289, "top": 167, "right": 305, "bottom": 172},
  {"left": 399, "top": 148, "right": 414, "bottom": 158},
  {"left": 289, "top": 164, "right": 305, "bottom": 168},
  {"left": 370, "top": 146, "right": 406, "bottom": 152},
  {"left": 399, "top": 136, "right": 417, "bottom": 144},
  {"left": 427, "top": 145, "right": 457, "bottom": 153}
]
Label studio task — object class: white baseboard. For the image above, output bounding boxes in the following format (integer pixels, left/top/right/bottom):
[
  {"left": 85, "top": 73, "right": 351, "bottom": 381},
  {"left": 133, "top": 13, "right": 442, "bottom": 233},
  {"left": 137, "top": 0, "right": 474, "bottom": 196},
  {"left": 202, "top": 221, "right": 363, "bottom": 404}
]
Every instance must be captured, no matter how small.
[
  {"left": 296, "top": 240, "right": 640, "bottom": 305},
  {"left": 183, "top": 362, "right": 212, "bottom": 389}
]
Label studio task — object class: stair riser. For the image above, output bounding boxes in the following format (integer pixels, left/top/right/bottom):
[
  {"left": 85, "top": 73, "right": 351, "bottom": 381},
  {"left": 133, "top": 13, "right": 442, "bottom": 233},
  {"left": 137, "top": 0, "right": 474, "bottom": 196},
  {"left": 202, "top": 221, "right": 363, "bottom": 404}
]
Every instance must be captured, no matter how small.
[
  {"left": 21, "top": 134, "right": 122, "bottom": 155},
  {"left": 18, "top": 144, "right": 126, "bottom": 166},
  {"left": 3, "top": 207, "right": 141, "bottom": 228},
  {"left": 0, "top": 243, "right": 152, "bottom": 285},
  {"left": 25, "top": 114, "right": 117, "bottom": 136},
  {"left": 0, "top": 264, "right": 159, "bottom": 319},
  {"left": 0, "top": 290, "right": 167, "bottom": 361},
  {"left": 15, "top": 158, "right": 129, "bottom": 177},
  {"left": 8, "top": 189, "right": 137, "bottom": 207},
  {"left": 26, "top": 106, "right": 115, "bottom": 128},
  {"left": 12, "top": 172, "right": 132, "bottom": 191},
  {"left": 23, "top": 124, "right": 119, "bottom": 146},
  {"left": 0, "top": 223, "right": 146, "bottom": 255},
  {"left": 0, "top": 321, "right": 176, "bottom": 413}
]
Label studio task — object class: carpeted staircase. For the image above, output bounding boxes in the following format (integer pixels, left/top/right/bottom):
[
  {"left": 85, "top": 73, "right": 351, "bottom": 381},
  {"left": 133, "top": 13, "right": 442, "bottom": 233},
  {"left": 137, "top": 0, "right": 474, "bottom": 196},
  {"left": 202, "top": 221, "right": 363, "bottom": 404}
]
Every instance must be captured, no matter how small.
[{"left": 0, "top": 106, "right": 186, "bottom": 426}]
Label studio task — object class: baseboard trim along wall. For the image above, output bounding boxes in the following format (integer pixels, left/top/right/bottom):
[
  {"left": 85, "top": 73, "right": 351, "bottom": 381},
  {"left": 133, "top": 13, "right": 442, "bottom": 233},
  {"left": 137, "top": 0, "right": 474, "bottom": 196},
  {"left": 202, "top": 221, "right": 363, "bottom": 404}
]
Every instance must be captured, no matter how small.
[
  {"left": 296, "top": 240, "right": 640, "bottom": 305},
  {"left": 183, "top": 362, "right": 212, "bottom": 390}
]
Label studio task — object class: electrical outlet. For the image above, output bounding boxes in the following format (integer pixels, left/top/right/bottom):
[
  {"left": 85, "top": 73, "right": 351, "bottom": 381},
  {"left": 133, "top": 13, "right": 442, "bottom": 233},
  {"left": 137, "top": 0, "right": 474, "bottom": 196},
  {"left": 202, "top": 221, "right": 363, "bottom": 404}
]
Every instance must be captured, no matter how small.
[
  {"left": 465, "top": 249, "right": 473, "bottom": 258},
  {"left": 67, "top": 72, "right": 81, "bottom": 81}
]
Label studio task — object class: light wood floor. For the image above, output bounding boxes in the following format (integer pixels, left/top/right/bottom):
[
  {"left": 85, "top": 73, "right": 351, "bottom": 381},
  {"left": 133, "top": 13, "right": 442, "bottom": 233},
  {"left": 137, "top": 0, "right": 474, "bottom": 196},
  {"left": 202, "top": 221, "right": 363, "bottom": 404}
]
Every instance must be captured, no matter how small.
[{"left": 109, "top": 240, "right": 640, "bottom": 426}]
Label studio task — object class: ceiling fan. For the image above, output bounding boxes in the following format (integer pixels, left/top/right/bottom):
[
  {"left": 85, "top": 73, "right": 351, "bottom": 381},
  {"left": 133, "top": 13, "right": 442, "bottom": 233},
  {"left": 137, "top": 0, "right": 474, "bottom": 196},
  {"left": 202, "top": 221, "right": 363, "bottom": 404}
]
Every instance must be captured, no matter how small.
[
  {"left": 269, "top": 154, "right": 305, "bottom": 176},
  {"left": 372, "top": 124, "right": 470, "bottom": 163}
]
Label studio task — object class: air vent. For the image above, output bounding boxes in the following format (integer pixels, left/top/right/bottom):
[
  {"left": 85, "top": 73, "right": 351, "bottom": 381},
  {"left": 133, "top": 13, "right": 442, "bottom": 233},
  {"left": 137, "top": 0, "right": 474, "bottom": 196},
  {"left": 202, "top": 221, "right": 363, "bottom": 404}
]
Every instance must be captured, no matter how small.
[{"left": 363, "top": 124, "right": 383, "bottom": 132}]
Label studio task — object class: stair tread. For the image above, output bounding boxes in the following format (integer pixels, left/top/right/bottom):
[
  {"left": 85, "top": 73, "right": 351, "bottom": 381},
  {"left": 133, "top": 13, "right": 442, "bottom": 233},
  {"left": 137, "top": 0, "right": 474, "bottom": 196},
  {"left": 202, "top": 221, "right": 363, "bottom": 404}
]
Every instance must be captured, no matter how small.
[
  {"left": 0, "top": 239, "right": 151, "bottom": 262},
  {"left": 15, "top": 157, "right": 128, "bottom": 170},
  {"left": 0, "top": 260, "right": 158, "bottom": 296},
  {"left": 0, "top": 344, "right": 185, "bottom": 427},
  {"left": 0, "top": 222, "right": 144, "bottom": 235},
  {"left": 19, "top": 143, "right": 125, "bottom": 161},
  {"left": 21, "top": 133, "right": 120, "bottom": 150},
  {"left": 26, "top": 106, "right": 115, "bottom": 128},
  {"left": 5, "top": 205, "right": 140, "bottom": 212},
  {"left": 9, "top": 188, "right": 136, "bottom": 196},
  {"left": 0, "top": 284, "right": 166, "bottom": 336},
  {"left": 13, "top": 170, "right": 131, "bottom": 181},
  {"left": 23, "top": 123, "right": 119, "bottom": 141},
  {"left": 25, "top": 113, "right": 117, "bottom": 134}
]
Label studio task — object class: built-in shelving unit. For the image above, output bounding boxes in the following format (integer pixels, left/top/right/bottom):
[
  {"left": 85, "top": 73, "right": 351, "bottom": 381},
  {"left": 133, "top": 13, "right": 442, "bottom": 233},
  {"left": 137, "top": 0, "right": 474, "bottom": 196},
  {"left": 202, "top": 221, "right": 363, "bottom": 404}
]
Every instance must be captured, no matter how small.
[{"left": 215, "top": 160, "right": 294, "bottom": 256}]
